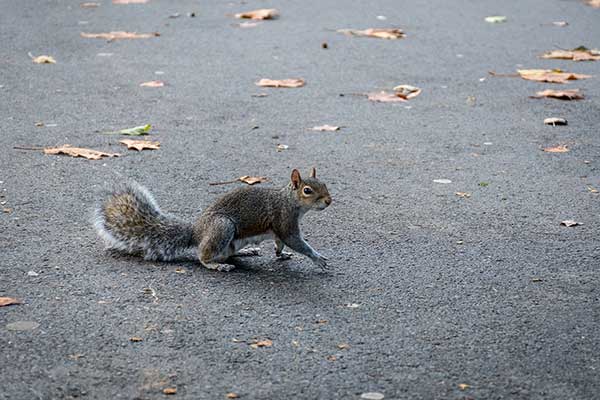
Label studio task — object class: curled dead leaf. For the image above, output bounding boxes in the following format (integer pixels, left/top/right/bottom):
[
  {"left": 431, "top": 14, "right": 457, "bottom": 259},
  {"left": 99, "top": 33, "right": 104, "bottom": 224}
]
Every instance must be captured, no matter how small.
[
  {"left": 32, "top": 55, "right": 56, "bottom": 64},
  {"left": 129, "top": 336, "right": 143, "bottom": 342},
  {"left": 256, "top": 78, "right": 305, "bottom": 88},
  {"left": 209, "top": 176, "right": 269, "bottom": 186},
  {"left": 44, "top": 145, "right": 121, "bottom": 160},
  {"left": 543, "top": 144, "right": 569, "bottom": 153},
  {"left": 226, "top": 393, "right": 239, "bottom": 399},
  {"left": 120, "top": 139, "right": 160, "bottom": 151},
  {"left": 367, "top": 91, "right": 407, "bottom": 103},
  {"left": 393, "top": 84, "right": 421, "bottom": 99},
  {"left": 0, "top": 297, "right": 21, "bottom": 307},
  {"left": 561, "top": 220, "right": 581, "bottom": 227},
  {"left": 517, "top": 69, "right": 591, "bottom": 83},
  {"left": 311, "top": 125, "right": 340, "bottom": 131},
  {"left": 327, "top": 355, "right": 337, "bottom": 361},
  {"left": 541, "top": 48, "right": 600, "bottom": 61},
  {"left": 455, "top": 192, "right": 471, "bottom": 198},
  {"left": 338, "top": 28, "right": 405, "bottom": 39},
  {"left": 163, "top": 388, "right": 177, "bottom": 395},
  {"left": 81, "top": 31, "right": 159, "bottom": 41},
  {"left": 337, "top": 343, "right": 350, "bottom": 350},
  {"left": 140, "top": 80, "right": 165, "bottom": 87},
  {"left": 250, "top": 339, "right": 273, "bottom": 348},
  {"left": 543, "top": 117, "right": 567, "bottom": 126},
  {"left": 234, "top": 8, "right": 278, "bottom": 20},
  {"left": 532, "top": 89, "right": 583, "bottom": 100}
]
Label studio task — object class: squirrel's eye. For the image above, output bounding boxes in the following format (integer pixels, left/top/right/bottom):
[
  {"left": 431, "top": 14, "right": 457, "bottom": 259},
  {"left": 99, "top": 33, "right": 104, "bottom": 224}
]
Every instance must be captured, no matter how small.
[{"left": 303, "top": 187, "right": 313, "bottom": 195}]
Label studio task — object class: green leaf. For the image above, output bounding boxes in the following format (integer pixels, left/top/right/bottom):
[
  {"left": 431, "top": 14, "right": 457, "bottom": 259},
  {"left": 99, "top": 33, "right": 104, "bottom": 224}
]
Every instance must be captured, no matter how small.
[
  {"left": 484, "top": 16, "right": 507, "bottom": 23},
  {"left": 103, "top": 124, "right": 152, "bottom": 136}
]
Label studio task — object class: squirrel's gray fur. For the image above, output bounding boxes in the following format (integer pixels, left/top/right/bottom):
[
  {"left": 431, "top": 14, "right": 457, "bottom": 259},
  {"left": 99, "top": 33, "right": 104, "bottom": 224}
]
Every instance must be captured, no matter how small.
[{"left": 94, "top": 168, "right": 332, "bottom": 271}]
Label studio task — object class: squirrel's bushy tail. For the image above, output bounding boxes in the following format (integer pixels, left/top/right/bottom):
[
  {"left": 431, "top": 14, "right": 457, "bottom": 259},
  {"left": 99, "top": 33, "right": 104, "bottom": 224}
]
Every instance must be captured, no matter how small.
[{"left": 94, "top": 181, "right": 197, "bottom": 261}]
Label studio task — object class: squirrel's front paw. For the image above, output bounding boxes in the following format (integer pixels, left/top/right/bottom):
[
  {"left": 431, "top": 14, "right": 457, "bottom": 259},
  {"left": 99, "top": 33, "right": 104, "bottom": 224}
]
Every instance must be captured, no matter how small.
[{"left": 312, "top": 255, "right": 329, "bottom": 271}]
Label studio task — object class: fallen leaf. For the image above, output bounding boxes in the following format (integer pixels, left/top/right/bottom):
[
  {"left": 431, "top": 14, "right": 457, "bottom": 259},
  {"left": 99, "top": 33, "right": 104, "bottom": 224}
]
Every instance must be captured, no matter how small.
[
  {"left": 337, "top": 28, "right": 405, "bottom": 39},
  {"left": 586, "top": 0, "right": 600, "bottom": 8},
  {"left": 327, "top": 355, "right": 337, "bottom": 361},
  {"left": 433, "top": 179, "right": 452, "bottom": 184},
  {"left": 0, "top": 297, "right": 21, "bottom": 307},
  {"left": 532, "top": 89, "right": 584, "bottom": 100},
  {"left": 561, "top": 220, "right": 581, "bottom": 227},
  {"left": 113, "top": 0, "right": 148, "bottom": 3},
  {"left": 234, "top": 8, "right": 278, "bottom": 20},
  {"left": 44, "top": 145, "right": 120, "bottom": 160},
  {"left": 81, "top": 31, "right": 159, "bottom": 41},
  {"left": 80, "top": 2, "right": 100, "bottom": 8},
  {"left": 543, "top": 145, "right": 569, "bottom": 153},
  {"left": 552, "top": 21, "right": 568, "bottom": 27},
  {"left": 485, "top": 16, "right": 507, "bottom": 23},
  {"left": 256, "top": 78, "right": 305, "bottom": 88},
  {"left": 163, "top": 388, "right": 177, "bottom": 395},
  {"left": 35, "top": 122, "right": 44, "bottom": 127},
  {"left": 517, "top": 69, "right": 591, "bottom": 83},
  {"left": 32, "top": 55, "right": 56, "bottom": 64},
  {"left": 541, "top": 47, "right": 600, "bottom": 61},
  {"left": 140, "top": 80, "right": 165, "bottom": 87},
  {"left": 367, "top": 91, "right": 407, "bottom": 103},
  {"left": 544, "top": 117, "right": 568, "bottom": 126},
  {"left": 120, "top": 139, "right": 160, "bottom": 151},
  {"left": 3, "top": 208, "right": 12, "bottom": 213},
  {"left": 360, "top": 393, "right": 385, "bottom": 400},
  {"left": 393, "top": 84, "right": 421, "bottom": 99},
  {"left": 276, "top": 144, "right": 289, "bottom": 152},
  {"left": 226, "top": 393, "right": 239, "bottom": 399},
  {"left": 455, "top": 192, "right": 471, "bottom": 198},
  {"left": 588, "top": 186, "right": 599, "bottom": 193},
  {"left": 250, "top": 339, "right": 273, "bottom": 348},
  {"left": 130, "top": 336, "right": 143, "bottom": 342},
  {"left": 458, "top": 383, "right": 471, "bottom": 390},
  {"left": 239, "top": 176, "right": 268, "bottom": 185},
  {"left": 175, "top": 267, "right": 187, "bottom": 274},
  {"left": 312, "top": 125, "right": 340, "bottom": 131},
  {"left": 337, "top": 343, "right": 350, "bottom": 350},
  {"left": 105, "top": 124, "right": 152, "bottom": 136}
]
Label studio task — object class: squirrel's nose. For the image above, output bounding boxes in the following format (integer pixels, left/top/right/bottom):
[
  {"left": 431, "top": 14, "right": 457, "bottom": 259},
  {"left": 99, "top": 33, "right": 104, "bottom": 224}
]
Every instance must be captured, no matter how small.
[{"left": 324, "top": 197, "right": 332, "bottom": 206}]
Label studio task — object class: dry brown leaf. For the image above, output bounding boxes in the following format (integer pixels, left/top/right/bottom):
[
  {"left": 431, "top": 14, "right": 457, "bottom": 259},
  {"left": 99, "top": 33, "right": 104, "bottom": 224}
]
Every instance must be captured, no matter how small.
[
  {"left": 163, "top": 388, "right": 177, "bottom": 395},
  {"left": 129, "top": 336, "right": 143, "bottom": 342},
  {"left": 543, "top": 145, "right": 569, "bottom": 153},
  {"left": 44, "top": 145, "right": 121, "bottom": 160},
  {"left": 327, "top": 355, "right": 337, "bottom": 362},
  {"left": 586, "top": 0, "right": 600, "bottom": 7},
  {"left": 140, "top": 80, "right": 164, "bottom": 87},
  {"left": 3, "top": 208, "right": 12, "bottom": 213},
  {"left": 120, "top": 139, "right": 160, "bottom": 151},
  {"left": 458, "top": 383, "right": 471, "bottom": 390},
  {"left": 250, "top": 339, "right": 273, "bottom": 348},
  {"left": 532, "top": 89, "right": 584, "bottom": 100},
  {"left": 32, "top": 55, "right": 56, "bottom": 64},
  {"left": 315, "top": 319, "right": 329, "bottom": 324},
  {"left": 81, "top": 31, "right": 159, "bottom": 41},
  {"left": 541, "top": 48, "right": 600, "bottom": 61},
  {"left": 226, "top": 393, "right": 239, "bottom": 399},
  {"left": 256, "top": 78, "right": 305, "bottom": 88},
  {"left": 517, "top": 69, "right": 592, "bottom": 83},
  {"left": 455, "top": 192, "right": 471, "bottom": 198},
  {"left": 113, "top": 0, "right": 148, "bottom": 3},
  {"left": 234, "top": 8, "right": 278, "bottom": 20},
  {"left": 80, "top": 2, "right": 100, "bottom": 8},
  {"left": 367, "top": 91, "right": 407, "bottom": 103},
  {"left": 544, "top": 117, "right": 567, "bottom": 126},
  {"left": 588, "top": 186, "right": 599, "bottom": 193},
  {"left": 393, "top": 84, "right": 421, "bottom": 99},
  {"left": 561, "top": 220, "right": 581, "bottom": 227},
  {"left": 239, "top": 176, "right": 268, "bottom": 185},
  {"left": 312, "top": 125, "right": 340, "bottom": 131},
  {"left": 337, "top": 343, "right": 350, "bottom": 350},
  {"left": 338, "top": 28, "right": 405, "bottom": 39},
  {"left": 0, "top": 297, "right": 21, "bottom": 307}
]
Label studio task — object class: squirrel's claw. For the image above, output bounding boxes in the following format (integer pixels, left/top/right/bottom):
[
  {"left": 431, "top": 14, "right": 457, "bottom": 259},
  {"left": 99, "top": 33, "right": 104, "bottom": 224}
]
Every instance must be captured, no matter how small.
[{"left": 313, "top": 255, "right": 329, "bottom": 270}]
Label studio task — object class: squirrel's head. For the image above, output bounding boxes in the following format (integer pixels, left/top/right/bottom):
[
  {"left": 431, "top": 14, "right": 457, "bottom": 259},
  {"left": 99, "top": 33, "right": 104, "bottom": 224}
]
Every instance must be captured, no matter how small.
[{"left": 290, "top": 168, "right": 332, "bottom": 211}]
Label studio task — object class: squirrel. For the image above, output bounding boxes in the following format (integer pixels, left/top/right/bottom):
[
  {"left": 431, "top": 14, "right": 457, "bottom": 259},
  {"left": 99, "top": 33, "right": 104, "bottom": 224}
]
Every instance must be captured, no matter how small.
[{"left": 94, "top": 168, "right": 332, "bottom": 272}]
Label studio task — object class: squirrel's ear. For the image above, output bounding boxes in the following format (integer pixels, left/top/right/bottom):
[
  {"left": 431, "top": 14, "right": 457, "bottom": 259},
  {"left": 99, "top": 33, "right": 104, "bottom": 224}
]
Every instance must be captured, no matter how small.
[
  {"left": 291, "top": 169, "right": 301, "bottom": 189},
  {"left": 309, "top": 167, "right": 316, "bottom": 178}
]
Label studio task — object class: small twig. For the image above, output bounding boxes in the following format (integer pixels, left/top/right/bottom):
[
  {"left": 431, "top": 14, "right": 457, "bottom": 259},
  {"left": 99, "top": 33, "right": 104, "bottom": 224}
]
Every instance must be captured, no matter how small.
[
  {"left": 488, "top": 71, "right": 520, "bottom": 78},
  {"left": 209, "top": 179, "right": 240, "bottom": 186},
  {"left": 14, "top": 145, "right": 45, "bottom": 151}
]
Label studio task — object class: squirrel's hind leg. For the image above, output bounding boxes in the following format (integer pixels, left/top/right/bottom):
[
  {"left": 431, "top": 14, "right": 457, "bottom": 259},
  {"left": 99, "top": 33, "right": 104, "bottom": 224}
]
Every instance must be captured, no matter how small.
[
  {"left": 198, "top": 217, "right": 236, "bottom": 272},
  {"left": 275, "top": 238, "right": 293, "bottom": 260}
]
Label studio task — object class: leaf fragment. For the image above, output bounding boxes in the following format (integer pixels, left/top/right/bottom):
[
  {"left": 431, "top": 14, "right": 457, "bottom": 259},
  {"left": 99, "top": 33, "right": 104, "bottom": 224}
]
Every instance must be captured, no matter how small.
[
  {"left": 239, "top": 176, "right": 268, "bottom": 185},
  {"left": 393, "top": 84, "right": 421, "bottom": 99},
  {"left": 129, "top": 336, "right": 143, "bottom": 342},
  {"left": 81, "top": 31, "right": 159, "bottom": 41},
  {"left": 140, "top": 80, "right": 165, "bottom": 87},
  {"left": 337, "top": 343, "right": 350, "bottom": 350},
  {"left": 561, "top": 220, "right": 581, "bottom": 227},
  {"left": 338, "top": 28, "right": 405, "bottom": 39},
  {"left": 0, "top": 297, "right": 21, "bottom": 307},
  {"left": 484, "top": 16, "right": 507, "bottom": 23},
  {"left": 234, "top": 8, "right": 278, "bottom": 20},
  {"left": 226, "top": 393, "right": 239, "bottom": 399},
  {"left": 250, "top": 339, "right": 273, "bottom": 348},
  {"left": 543, "top": 145, "right": 569, "bottom": 153},
  {"left": 458, "top": 383, "right": 471, "bottom": 390},
  {"left": 311, "top": 125, "right": 340, "bottom": 131},
  {"left": 44, "top": 145, "right": 120, "bottom": 160},
  {"left": 163, "top": 388, "right": 177, "bottom": 395},
  {"left": 120, "top": 139, "right": 160, "bottom": 151},
  {"left": 543, "top": 117, "right": 567, "bottom": 126},
  {"left": 276, "top": 144, "right": 289, "bottom": 152},
  {"left": 455, "top": 192, "right": 471, "bottom": 198},
  {"left": 256, "top": 78, "right": 305, "bottom": 88},
  {"left": 541, "top": 48, "right": 600, "bottom": 61},
  {"left": 32, "top": 55, "right": 56, "bottom": 64},
  {"left": 517, "top": 69, "right": 592, "bottom": 83},
  {"left": 532, "top": 89, "right": 584, "bottom": 100}
]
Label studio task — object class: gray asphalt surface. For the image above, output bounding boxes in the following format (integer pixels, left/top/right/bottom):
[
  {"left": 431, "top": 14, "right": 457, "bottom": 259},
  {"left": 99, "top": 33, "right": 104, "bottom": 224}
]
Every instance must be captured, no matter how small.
[{"left": 1, "top": 0, "right": 600, "bottom": 399}]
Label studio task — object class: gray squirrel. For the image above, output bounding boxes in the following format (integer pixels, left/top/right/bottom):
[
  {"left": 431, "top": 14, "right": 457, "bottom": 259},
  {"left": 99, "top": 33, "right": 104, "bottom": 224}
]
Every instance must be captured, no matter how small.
[{"left": 94, "top": 168, "right": 332, "bottom": 271}]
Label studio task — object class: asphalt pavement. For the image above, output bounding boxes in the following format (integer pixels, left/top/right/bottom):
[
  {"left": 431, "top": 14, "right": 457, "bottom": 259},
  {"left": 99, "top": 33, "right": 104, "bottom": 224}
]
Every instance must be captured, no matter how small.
[{"left": 1, "top": 0, "right": 599, "bottom": 399}]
